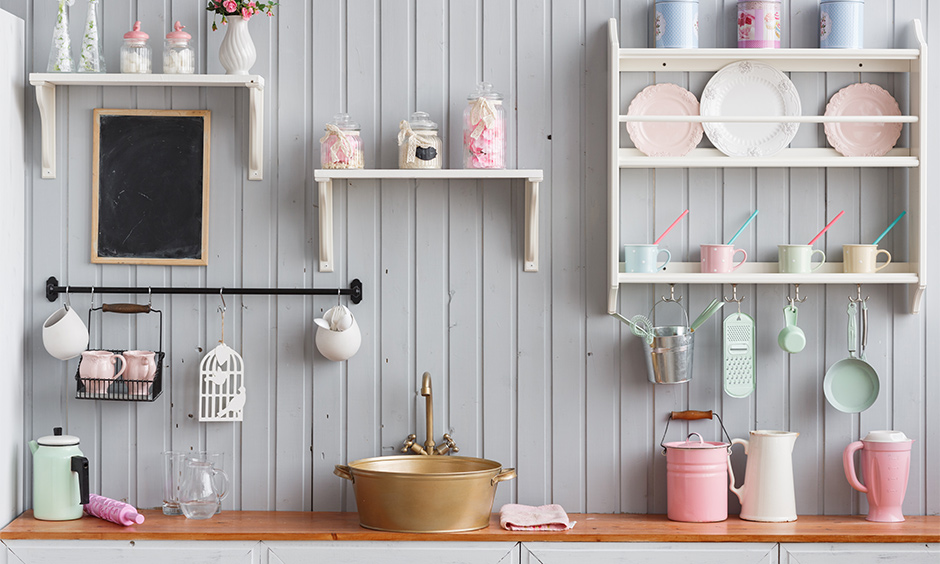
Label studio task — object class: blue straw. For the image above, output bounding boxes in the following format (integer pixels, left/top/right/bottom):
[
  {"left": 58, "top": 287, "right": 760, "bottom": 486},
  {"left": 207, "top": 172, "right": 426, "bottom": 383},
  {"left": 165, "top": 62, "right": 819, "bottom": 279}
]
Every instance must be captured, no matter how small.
[
  {"left": 872, "top": 211, "right": 906, "bottom": 246},
  {"left": 726, "top": 210, "right": 759, "bottom": 245}
]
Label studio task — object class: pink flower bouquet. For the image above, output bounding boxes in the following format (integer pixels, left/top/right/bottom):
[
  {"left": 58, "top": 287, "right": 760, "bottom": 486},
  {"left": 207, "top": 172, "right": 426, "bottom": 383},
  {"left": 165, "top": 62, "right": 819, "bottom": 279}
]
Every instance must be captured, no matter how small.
[{"left": 207, "top": 0, "right": 277, "bottom": 31}]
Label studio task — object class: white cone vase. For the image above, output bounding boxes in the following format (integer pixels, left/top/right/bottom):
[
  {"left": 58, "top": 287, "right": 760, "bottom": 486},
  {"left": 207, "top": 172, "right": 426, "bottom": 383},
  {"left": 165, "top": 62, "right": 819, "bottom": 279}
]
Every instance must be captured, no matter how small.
[{"left": 219, "top": 16, "right": 256, "bottom": 75}]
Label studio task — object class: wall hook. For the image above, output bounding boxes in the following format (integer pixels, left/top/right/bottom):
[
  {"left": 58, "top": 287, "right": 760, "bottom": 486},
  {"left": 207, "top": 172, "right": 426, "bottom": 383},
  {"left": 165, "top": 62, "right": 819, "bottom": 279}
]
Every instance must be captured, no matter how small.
[
  {"left": 849, "top": 283, "right": 869, "bottom": 304},
  {"left": 662, "top": 283, "right": 682, "bottom": 304},
  {"left": 788, "top": 284, "right": 807, "bottom": 306},
  {"left": 724, "top": 284, "right": 745, "bottom": 315}
]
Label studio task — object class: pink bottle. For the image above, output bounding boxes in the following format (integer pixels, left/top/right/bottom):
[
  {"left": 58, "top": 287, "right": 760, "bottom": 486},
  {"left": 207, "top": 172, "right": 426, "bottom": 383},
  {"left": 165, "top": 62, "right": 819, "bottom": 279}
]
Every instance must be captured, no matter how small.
[
  {"left": 843, "top": 430, "right": 913, "bottom": 522},
  {"left": 84, "top": 494, "right": 145, "bottom": 526}
]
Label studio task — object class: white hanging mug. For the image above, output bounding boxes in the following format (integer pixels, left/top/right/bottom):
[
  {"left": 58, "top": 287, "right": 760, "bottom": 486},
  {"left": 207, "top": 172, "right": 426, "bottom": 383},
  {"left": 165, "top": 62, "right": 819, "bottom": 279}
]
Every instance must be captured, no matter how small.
[{"left": 42, "top": 306, "right": 89, "bottom": 360}]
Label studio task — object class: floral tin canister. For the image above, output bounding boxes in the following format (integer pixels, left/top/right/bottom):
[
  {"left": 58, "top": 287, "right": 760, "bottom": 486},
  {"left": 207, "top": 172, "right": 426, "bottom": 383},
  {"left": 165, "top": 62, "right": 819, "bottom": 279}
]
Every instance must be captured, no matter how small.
[
  {"left": 655, "top": 0, "right": 699, "bottom": 49},
  {"left": 738, "top": 1, "right": 781, "bottom": 48},
  {"left": 820, "top": 0, "right": 864, "bottom": 49}
]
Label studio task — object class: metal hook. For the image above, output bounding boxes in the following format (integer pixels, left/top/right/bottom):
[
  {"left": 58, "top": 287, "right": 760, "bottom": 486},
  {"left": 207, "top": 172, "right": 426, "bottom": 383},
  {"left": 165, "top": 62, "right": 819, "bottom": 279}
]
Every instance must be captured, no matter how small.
[
  {"left": 787, "top": 284, "right": 807, "bottom": 306},
  {"left": 848, "top": 284, "right": 869, "bottom": 304},
  {"left": 148, "top": 287, "right": 152, "bottom": 308},
  {"left": 723, "top": 284, "right": 745, "bottom": 316},
  {"left": 661, "top": 283, "right": 682, "bottom": 304},
  {"left": 89, "top": 286, "right": 95, "bottom": 308},
  {"left": 65, "top": 285, "right": 71, "bottom": 309},
  {"left": 337, "top": 287, "right": 342, "bottom": 306},
  {"left": 219, "top": 288, "right": 226, "bottom": 312}
]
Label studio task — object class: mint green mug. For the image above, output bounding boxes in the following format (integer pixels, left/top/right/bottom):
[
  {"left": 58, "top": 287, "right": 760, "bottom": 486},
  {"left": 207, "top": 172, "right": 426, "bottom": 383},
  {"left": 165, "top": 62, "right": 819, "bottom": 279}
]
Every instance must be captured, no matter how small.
[{"left": 778, "top": 244, "right": 826, "bottom": 273}]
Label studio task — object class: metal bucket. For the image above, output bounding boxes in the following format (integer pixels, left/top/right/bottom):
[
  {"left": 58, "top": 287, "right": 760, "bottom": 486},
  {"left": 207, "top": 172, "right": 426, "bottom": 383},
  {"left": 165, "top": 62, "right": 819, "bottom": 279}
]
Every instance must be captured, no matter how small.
[{"left": 646, "top": 325, "right": 694, "bottom": 383}]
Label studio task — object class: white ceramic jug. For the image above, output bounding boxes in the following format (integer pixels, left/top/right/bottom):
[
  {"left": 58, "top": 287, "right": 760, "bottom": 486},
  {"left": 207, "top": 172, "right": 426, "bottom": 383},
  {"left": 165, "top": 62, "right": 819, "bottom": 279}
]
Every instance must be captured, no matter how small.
[{"left": 730, "top": 430, "right": 799, "bottom": 522}]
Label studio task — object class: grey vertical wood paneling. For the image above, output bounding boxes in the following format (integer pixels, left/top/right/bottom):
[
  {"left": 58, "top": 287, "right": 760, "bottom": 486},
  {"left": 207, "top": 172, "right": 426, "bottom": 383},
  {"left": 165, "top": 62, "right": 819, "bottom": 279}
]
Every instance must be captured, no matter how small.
[{"left": 14, "top": 0, "right": 939, "bottom": 517}]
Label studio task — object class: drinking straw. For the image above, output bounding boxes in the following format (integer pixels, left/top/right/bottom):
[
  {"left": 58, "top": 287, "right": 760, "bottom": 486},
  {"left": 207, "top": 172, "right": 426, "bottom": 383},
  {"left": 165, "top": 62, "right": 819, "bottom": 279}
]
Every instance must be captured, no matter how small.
[
  {"left": 726, "top": 210, "right": 759, "bottom": 245},
  {"left": 872, "top": 210, "right": 906, "bottom": 245},
  {"left": 808, "top": 210, "right": 844, "bottom": 246},
  {"left": 654, "top": 209, "right": 689, "bottom": 245}
]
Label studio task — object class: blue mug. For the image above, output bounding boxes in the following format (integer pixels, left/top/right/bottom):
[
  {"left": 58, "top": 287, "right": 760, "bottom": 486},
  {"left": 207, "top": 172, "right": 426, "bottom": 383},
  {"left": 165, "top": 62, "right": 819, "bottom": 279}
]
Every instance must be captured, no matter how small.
[{"left": 623, "top": 244, "right": 671, "bottom": 273}]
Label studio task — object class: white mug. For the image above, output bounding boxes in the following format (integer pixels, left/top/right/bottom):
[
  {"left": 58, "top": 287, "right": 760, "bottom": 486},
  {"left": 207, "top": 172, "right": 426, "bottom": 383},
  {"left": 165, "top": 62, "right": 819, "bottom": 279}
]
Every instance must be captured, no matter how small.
[
  {"left": 42, "top": 306, "right": 89, "bottom": 360},
  {"left": 316, "top": 313, "right": 362, "bottom": 362}
]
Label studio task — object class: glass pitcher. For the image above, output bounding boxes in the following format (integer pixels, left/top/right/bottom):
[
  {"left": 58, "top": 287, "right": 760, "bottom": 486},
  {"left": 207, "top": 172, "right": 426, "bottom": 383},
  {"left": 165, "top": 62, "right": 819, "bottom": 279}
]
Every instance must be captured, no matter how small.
[{"left": 178, "top": 456, "right": 229, "bottom": 519}]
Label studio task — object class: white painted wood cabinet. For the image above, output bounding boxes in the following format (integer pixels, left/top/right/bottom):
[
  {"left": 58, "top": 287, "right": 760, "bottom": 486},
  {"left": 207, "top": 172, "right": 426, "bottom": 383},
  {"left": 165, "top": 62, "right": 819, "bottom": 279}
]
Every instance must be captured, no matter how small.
[
  {"left": 265, "top": 541, "right": 518, "bottom": 564},
  {"left": 780, "top": 543, "right": 939, "bottom": 563},
  {"left": 606, "top": 19, "right": 928, "bottom": 314},
  {"left": 3, "top": 540, "right": 262, "bottom": 564},
  {"left": 522, "top": 542, "right": 778, "bottom": 564}
]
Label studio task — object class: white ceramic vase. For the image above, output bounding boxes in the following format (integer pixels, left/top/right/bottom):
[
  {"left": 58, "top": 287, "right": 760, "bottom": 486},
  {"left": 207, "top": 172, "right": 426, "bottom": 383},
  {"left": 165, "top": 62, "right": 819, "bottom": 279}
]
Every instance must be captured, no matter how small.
[{"left": 218, "top": 16, "right": 256, "bottom": 75}]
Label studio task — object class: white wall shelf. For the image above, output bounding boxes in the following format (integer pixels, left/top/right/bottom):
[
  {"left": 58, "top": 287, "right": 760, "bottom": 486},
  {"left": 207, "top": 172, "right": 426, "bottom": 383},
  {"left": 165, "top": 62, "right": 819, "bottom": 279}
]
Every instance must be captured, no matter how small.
[
  {"left": 607, "top": 19, "right": 927, "bottom": 314},
  {"left": 28, "top": 73, "right": 265, "bottom": 180},
  {"left": 314, "top": 169, "right": 543, "bottom": 272}
]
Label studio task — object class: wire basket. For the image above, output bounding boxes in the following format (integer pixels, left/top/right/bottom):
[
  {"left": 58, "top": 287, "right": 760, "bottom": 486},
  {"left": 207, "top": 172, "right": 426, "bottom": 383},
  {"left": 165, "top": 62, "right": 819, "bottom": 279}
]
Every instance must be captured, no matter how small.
[{"left": 74, "top": 304, "right": 164, "bottom": 402}]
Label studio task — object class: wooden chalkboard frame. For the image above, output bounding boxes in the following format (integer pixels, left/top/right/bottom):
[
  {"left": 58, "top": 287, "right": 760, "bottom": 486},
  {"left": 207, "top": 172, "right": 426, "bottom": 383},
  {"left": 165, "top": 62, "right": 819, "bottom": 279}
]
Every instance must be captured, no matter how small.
[{"left": 92, "top": 109, "right": 211, "bottom": 265}]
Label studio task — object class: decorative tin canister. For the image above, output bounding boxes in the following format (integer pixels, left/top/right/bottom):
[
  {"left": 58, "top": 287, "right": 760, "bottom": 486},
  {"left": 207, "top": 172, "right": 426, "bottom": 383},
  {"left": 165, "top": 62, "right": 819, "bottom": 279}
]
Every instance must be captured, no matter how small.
[
  {"left": 737, "top": 1, "right": 781, "bottom": 48},
  {"left": 654, "top": 0, "right": 699, "bottom": 49},
  {"left": 820, "top": 0, "right": 864, "bottom": 49}
]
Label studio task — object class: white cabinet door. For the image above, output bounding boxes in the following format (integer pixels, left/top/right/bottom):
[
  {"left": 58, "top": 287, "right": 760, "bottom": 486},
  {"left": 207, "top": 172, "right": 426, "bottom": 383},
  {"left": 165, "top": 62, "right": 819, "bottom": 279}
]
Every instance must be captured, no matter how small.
[
  {"left": 522, "top": 542, "right": 778, "bottom": 564},
  {"left": 3, "top": 540, "right": 261, "bottom": 564},
  {"left": 265, "top": 541, "right": 519, "bottom": 564},
  {"left": 781, "top": 543, "right": 939, "bottom": 564}
]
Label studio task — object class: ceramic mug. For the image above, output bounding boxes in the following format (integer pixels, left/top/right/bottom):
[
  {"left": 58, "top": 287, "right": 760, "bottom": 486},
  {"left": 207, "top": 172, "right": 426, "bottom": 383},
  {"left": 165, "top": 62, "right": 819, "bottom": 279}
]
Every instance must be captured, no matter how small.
[
  {"left": 623, "top": 244, "right": 671, "bottom": 273},
  {"left": 843, "top": 244, "right": 891, "bottom": 273},
  {"left": 123, "top": 350, "right": 157, "bottom": 396},
  {"left": 701, "top": 244, "right": 747, "bottom": 273},
  {"left": 42, "top": 306, "right": 89, "bottom": 360},
  {"left": 79, "top": 350, "right": 126, "bottom": 395},
  {"left": 316, "top": 313, "right": 362, "bottom": 362},
  {"left": 778, "top": 244, "right": 826, "bottom": 273}
]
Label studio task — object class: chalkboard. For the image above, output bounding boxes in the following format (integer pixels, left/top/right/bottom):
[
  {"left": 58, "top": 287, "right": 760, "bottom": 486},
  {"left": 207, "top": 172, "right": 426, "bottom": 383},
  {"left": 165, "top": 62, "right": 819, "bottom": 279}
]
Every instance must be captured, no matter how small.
[{"left": 92, "top": 109, "right": 211, "bottom": 265}]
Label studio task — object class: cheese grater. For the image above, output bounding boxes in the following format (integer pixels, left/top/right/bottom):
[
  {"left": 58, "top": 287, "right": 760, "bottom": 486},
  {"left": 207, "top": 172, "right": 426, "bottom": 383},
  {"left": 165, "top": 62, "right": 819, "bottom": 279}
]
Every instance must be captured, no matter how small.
[{"left": 723, "top": 312, "right": 755, "bottom": 398}]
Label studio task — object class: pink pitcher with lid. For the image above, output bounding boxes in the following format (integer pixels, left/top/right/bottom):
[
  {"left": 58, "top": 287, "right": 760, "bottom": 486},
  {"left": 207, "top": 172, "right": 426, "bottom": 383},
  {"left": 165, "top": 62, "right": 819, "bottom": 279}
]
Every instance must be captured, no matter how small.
[
  {"left": 661, "top": 410, "right": 734, "bottom": 522},
  {"left": 843, "top": 430, "right": 913, "bottom": 522}
]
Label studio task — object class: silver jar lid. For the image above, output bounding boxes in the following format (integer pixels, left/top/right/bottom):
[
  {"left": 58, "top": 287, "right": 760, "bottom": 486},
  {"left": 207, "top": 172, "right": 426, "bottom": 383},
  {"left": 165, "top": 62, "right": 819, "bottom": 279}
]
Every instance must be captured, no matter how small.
[
  {"left": 467, "top": 81, "right": 503, "bottom": 101},
  {"left": 328, "top": 113, "right": 360, "bottom": 131},
  {"left": 408, "top": 111, "right": 438, "bottom": 131}
]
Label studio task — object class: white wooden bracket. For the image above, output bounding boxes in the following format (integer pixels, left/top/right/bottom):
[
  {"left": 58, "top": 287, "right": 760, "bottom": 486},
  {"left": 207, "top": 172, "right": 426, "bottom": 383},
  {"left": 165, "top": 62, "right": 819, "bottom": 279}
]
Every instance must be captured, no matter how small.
[
  {"left": 314, "top": 169, "right": 543, "bottom": 273},
  {"left": 28, "top": 73, "right": 265, "bottom": 181}
]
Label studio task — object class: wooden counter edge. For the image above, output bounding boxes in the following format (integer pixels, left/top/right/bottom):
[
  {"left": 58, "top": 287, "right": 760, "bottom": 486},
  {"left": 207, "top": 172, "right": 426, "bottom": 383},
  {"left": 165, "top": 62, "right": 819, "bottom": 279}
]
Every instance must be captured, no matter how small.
[{"left": 2, "top": 512, "right": 938, "bottom": 544}]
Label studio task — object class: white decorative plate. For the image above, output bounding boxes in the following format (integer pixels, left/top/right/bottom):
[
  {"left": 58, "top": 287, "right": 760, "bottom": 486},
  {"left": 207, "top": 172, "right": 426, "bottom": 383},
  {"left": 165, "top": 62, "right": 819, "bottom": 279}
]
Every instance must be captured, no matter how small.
[
  {"left": 824, "top": 83, "right": 902, "bottom": 157},
  {"left": 626, "top": 84, "right": 703, "bottom": 157},
  {"left": 700, "top": 61, "right": 801, "bottom": 157}
]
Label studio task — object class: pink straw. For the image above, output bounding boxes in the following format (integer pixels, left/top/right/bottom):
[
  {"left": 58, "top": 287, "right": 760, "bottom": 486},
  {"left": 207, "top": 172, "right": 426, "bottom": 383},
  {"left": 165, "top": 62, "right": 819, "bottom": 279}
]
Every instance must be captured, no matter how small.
[
  {"left": 808, "top": 210, "right": 844, "bottom": 246},
  {"left": 654, "top": 209, "right": 689, "bottom": 245}
]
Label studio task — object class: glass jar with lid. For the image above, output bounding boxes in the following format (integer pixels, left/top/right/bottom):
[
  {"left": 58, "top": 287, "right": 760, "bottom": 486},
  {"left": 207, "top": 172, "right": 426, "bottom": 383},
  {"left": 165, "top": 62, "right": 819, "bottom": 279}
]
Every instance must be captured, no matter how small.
[
  {"left": 164, "top": 21, "right": 194, "bottom": 74},
  {"left": 320, "top": 113, "right": 364, "bottom": 169},
  {"left": 120, "top": 21, "right": 151, "bottom": 73},
  {"left": 398, "top": 111, "right": 442, "bottom": 169},
  {"left": 463, "top": 82, "right": 506, "bottom": 169}
]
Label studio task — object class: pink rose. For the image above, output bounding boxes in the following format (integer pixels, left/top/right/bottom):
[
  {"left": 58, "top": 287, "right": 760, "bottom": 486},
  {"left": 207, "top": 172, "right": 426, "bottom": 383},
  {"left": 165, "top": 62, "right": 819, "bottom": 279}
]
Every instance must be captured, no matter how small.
[
  {"left": 223, "top": 0, "right": 237, "bottom": 13},
  {"left": 242, "top": 7, "right": 252, "bottom": 19}
]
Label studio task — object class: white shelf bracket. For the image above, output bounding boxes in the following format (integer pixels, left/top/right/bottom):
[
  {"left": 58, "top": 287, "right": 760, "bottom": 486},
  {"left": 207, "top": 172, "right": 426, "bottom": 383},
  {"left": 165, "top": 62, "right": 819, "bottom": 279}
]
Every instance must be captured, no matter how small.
[
  {"left": 317, "top": 177, "right": 334, "bottom": 272},
  {"left": 248, "top": 83, "right": 263, "bottom": 180},
  {"left": 525, "top": 178, "right": 540, "bottom": 272},
  {"left": 34, "top": 81, "right": 55, "bottom": 179}
]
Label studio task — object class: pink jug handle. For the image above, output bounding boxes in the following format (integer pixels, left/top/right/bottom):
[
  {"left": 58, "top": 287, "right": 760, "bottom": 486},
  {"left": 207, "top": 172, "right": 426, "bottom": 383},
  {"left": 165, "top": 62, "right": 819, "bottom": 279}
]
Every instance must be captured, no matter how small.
[
  {"left": 728, "top": 438, "right": 748, "bottom": 503},
  {"left": 148, "top": 355, "right": 157, "bottom": 378},
  {"left": 843, "top": 440, "right": 867, "bottom": 493},
  {"left": 112, "top": 354, "right": 127, "bottom": 379}
]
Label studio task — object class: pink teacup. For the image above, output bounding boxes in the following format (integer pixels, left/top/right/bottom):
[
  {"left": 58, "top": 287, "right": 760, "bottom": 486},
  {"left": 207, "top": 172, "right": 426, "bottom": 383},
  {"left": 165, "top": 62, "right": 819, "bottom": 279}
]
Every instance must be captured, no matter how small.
[
  {"left": 79, "top": 351, "right": 126, "bottom": 395},
  {"left": 701, "top": 244, "right": 747, "bottom": 273},
  {"left": 123, "top": 350, "right": 157, "bottom": 396}
]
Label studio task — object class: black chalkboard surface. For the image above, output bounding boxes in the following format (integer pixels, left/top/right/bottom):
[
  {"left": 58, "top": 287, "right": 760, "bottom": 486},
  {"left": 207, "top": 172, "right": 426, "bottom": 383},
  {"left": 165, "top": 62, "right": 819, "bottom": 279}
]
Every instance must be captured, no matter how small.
[{"left": 92, "top": 109, "right": 211, "bottom": 265}]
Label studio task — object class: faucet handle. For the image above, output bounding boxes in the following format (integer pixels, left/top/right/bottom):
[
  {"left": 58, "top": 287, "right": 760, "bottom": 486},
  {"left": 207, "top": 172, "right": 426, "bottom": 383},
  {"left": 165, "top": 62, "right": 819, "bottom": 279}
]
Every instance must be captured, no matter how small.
[
  {"left": 434, "top": 433, "right": 459, "bottom": 455},
  {"left": 401, "top": 433, "right": 417, "bottom": 453}
]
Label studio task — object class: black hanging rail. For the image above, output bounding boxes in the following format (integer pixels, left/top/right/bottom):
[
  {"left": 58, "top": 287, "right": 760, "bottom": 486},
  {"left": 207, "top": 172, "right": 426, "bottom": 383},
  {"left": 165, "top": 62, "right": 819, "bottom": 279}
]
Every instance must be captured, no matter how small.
[{"left": 45, "top": 276, "right": 363, "bottom": 304}]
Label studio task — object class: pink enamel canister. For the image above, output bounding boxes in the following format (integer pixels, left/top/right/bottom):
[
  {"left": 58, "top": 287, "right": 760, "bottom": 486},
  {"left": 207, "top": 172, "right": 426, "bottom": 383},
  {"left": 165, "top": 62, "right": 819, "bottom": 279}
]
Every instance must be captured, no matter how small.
[
  {"left": 661, "top": 410, "right": 734, "bottom": 523},
  {"left": 843, "top": 430, "right": 913, "bottom": 522}
]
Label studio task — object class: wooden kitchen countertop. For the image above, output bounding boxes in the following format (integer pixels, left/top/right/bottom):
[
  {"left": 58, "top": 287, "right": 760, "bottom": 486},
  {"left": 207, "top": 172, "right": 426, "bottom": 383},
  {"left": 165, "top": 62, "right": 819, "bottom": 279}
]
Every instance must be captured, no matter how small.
[{"left": 2, "top": 511, "right": 938, "bottom": 543}]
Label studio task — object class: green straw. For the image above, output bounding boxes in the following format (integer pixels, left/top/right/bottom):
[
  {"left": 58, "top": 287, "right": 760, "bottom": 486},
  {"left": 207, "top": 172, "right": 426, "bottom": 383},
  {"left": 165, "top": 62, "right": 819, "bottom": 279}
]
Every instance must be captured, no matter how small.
[
  {"left": 726, "top": 210, "right": 759, "bottom": 245},
  {"left": 872, "top": 211, "right": 906, "bottom": 245}
]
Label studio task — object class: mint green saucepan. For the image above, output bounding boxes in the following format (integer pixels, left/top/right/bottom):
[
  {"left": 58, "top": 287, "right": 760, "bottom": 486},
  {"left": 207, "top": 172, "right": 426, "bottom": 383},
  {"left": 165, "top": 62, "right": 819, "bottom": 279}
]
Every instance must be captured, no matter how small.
[{"left": 823, "top": 302, "right": 879, "bottom": 413}]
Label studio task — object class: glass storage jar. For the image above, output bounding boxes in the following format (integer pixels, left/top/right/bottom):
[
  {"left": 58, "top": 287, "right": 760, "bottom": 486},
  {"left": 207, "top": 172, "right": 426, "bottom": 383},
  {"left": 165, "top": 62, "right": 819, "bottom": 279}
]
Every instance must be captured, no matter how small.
[
  {"left": 320, "top": 113, "right": 364, "bottom": 169},
  {"left": 121, "top": 21, "right": 151, "bottom": 73},
  {"left": 463, "top": 82, "right": 506, "bottom": 169},
  {"left": 164, "top": 21, "right": 194, "bottom": 74},
  {"left": 398, "top": 111, "right": 442, "bottom": 169}
]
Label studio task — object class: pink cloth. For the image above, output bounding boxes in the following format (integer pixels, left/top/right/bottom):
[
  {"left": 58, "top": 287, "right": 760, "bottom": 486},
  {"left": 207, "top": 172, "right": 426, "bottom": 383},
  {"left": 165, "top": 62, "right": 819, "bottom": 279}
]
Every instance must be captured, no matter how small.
[{"left": 499, "top": 504, "right": 576, "bottom": 531}]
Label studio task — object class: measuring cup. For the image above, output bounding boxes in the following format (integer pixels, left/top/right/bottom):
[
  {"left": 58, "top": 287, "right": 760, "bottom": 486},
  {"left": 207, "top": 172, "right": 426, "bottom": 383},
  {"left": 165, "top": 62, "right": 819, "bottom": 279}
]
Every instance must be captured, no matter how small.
[{"left": 777, "top": 305, "right": 805, "bottom": 354}]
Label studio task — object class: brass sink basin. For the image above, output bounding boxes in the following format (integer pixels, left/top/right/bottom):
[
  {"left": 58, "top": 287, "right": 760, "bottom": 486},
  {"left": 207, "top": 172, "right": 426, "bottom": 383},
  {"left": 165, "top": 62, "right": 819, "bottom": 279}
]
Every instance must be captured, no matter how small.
[{"left": 335, "top": 455, "right": 515, "bottom": 533}]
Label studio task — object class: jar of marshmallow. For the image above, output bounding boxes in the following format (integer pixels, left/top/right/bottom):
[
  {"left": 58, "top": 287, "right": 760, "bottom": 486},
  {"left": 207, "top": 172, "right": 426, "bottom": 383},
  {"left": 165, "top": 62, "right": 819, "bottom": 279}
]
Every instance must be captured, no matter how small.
[
  {"left": 320, "top": 113, "right": 364, "bottom": 169},
  {"left": 120, "top": 21, "right": 151, "bottom": 73},
  {"left": 463, "top": 82, "right": 506, "bottom": 169},
  {"left": 398, "top": 112, "right": 442, "bottom": 169},
  {"left": 163, "top": 21, "right": 194, "bottom": 74}
]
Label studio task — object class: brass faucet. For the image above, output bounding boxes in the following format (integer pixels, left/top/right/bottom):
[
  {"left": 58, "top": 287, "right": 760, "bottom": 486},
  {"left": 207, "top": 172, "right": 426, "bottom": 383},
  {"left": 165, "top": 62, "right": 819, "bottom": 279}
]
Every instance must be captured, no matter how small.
[{"left": 401, "top": 372, "right": 459, "bottom": 456}]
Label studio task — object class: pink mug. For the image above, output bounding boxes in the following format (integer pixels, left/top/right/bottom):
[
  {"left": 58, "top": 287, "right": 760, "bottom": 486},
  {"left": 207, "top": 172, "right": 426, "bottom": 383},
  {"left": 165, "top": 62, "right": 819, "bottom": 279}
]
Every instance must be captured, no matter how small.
[
  {"left": 843, "top": 430, "right": 913, "bottom": 522},
  {"left": 701, "top": 244, "right": 747, "bottom": 273},
  {"left": 79, "top": 350, "right": 126, "bottom": 395},
  {"left": 123, "top": 350, "right": 157, "bottom": 396}
]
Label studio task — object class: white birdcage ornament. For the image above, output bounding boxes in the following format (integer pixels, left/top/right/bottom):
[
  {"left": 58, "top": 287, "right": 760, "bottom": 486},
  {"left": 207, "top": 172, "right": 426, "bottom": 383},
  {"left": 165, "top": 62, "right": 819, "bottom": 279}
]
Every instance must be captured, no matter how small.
[{"left": 199, "top": 295, "right": 245, "bottom": 422}]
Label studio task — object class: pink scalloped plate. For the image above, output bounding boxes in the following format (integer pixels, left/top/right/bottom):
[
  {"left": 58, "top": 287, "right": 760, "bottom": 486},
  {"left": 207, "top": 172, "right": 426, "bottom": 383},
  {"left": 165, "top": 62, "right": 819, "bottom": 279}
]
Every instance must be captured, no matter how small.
[
  {"left": 824, "top": 83, "right": 902, "bottom": 157},
  {"left": 626, "top": 84, "right": 703, "bottom": 157}
]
